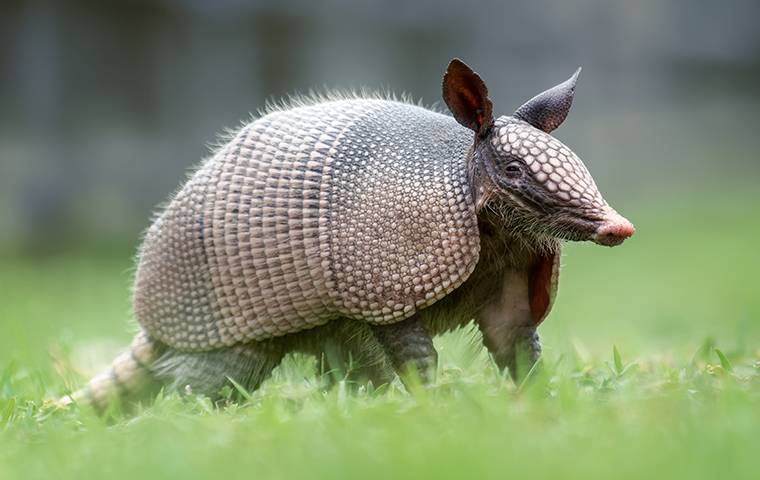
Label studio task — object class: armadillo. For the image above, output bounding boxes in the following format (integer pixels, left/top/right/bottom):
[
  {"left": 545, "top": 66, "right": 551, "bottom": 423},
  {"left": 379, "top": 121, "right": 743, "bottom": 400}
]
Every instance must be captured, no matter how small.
[{"left": 58, "top": 59, "right": 634, "bottom": 410}]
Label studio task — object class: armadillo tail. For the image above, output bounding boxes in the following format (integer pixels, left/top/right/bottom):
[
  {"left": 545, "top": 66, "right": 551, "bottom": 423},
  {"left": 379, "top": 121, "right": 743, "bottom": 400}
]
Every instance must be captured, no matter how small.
[{"left": 54, "top": 330, "right": 163, "bottom": 412}]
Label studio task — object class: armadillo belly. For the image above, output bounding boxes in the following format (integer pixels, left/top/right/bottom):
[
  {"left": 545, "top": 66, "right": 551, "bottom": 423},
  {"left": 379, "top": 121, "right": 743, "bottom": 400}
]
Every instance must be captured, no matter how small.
[{"left": 133, "top": 99, "right": 480, "bottom": 350}]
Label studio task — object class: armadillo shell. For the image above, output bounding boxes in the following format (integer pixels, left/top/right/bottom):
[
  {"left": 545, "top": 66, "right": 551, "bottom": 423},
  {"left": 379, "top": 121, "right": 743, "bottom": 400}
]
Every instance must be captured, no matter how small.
[{"left": 133, "top": 99, "right": 481, "bottom": 351}]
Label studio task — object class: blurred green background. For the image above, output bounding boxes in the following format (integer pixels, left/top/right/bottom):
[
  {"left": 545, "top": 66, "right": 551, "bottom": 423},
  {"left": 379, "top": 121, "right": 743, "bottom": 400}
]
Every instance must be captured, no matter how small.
[{"left": 0, "top": 1, "right": 759, "bottom": 479}]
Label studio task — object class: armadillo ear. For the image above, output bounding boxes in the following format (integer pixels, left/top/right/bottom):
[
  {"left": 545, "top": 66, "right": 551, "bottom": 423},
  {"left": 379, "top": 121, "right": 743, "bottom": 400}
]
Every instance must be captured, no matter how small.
[
  {"left": 442, "top": 58, "right": 494, "bottom": 137},
  {"left": 514, "top": 67, "right": 581, "bottom": 133}
]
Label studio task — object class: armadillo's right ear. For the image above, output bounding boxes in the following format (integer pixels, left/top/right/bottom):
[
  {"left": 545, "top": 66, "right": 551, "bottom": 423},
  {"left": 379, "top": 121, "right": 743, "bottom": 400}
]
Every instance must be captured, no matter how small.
[{"left": 442, "top": 58, "right": 494, "bottom": 138}]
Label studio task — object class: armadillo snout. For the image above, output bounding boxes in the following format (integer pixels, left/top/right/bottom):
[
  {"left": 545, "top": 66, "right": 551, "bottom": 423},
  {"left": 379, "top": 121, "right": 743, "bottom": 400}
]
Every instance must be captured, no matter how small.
[{"left": 591, "top": 211, "right": 635, "bottom": 247}]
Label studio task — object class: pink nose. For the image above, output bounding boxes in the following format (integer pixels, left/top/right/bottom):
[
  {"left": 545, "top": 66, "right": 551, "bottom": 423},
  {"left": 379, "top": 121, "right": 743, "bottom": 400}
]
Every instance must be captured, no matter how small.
[{"left": 592, "top": 212, "right": 635, "bottom": 247}]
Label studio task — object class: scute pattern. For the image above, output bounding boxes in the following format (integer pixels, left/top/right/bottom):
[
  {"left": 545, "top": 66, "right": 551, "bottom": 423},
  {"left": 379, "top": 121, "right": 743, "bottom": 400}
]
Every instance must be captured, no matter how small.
[
  {"left": 327, "top": 103, "right": 480, "bottom": 322},
  {"left": 491, "top": 117, "right": 606, "bottom": 209},
  {"left": 133, "top": 99, "right": 480, "bottom": 351}
]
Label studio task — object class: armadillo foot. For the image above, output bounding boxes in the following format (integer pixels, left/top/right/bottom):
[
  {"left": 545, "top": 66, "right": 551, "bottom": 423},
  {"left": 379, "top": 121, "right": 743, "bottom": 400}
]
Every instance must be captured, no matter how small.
[
  {"left": 490, "top": 327, "right": 542, "bottom": 383},
  {"left": 370, "top": 316, "right": 438, "bottom": 387}
]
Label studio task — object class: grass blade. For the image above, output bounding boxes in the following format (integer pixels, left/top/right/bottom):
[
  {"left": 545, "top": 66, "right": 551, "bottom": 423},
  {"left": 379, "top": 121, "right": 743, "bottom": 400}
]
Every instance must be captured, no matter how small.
[
  {"left": 226, "top": 376, "right": 254, "bottom": 402},
  {"left": 714, "top": 349, "right": 733, "bottom": 373},
  {"left": 613, "top": 345, "right": 624, "bottom": 375},
  {"left": 1, "top": 397, "right": 16, "bottom": 428}
]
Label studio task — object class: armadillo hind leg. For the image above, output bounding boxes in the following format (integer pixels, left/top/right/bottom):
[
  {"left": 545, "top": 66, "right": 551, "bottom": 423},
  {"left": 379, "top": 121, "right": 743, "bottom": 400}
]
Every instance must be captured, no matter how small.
[
  {"left": 55, "top": 330, "right": 164, "bottom": 412},
  {"left": 316, "top": 319, "right": 395, "bottom": 387},
  {"left": 370, "top": 316, "right": 438, "bottom": 387},
  {"left": 151, "top": 341, "right": 284, "bottom": 401}
]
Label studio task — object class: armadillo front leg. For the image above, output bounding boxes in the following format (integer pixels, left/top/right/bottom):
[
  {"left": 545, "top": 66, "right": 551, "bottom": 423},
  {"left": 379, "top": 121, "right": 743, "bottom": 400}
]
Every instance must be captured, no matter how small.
[
  {"left": 477, "top": 268, "right": 542, "bottom": 381},
  {"left": 480, "top": 321, "right": 541, "bottom": 382},
  {"left": 370, "top": 316, "right": 438, "bottom": 386}
]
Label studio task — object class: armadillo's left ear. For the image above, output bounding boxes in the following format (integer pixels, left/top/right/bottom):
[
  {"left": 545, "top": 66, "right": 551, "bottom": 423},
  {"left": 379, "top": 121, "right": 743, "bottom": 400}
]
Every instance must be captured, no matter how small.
[
  {"left": 514, "top": 67, "right": 581, "bottom": 133},
  {"left": 442, "top": 58, "right": 494, "bottom": 138}
]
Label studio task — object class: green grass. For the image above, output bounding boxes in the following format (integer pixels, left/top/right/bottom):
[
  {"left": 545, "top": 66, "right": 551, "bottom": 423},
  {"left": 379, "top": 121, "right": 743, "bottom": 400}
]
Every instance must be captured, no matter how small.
[{"left": 1, "top": 191, "right": 759, "bottom": 479}]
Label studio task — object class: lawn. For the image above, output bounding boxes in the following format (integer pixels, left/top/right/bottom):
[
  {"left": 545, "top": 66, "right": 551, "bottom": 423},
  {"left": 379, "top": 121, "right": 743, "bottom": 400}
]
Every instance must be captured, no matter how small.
[{"left": 1, "top": 189, "right": 758, "bottom": 480}]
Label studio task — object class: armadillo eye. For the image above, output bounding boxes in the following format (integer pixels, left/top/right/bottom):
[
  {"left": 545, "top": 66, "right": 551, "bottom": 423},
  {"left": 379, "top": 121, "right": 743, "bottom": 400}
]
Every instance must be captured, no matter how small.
[{"left": 504, "top": 161, "right": 522, "bottom": 177}]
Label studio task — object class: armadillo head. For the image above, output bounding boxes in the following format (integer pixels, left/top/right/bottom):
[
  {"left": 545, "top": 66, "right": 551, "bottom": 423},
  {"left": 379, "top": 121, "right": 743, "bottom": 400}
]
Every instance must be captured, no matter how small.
[{"left": 443, "top": 59, "right": 634, "bottom": 247}]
